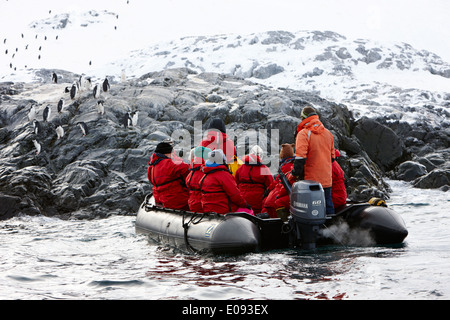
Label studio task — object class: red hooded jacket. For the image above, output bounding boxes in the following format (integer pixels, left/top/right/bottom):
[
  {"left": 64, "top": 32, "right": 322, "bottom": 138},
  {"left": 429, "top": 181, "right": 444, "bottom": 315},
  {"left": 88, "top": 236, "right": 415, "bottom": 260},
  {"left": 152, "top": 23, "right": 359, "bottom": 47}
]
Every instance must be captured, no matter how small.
[
  {"left": 185, "top": 157, "right": 205, "bottom": 212},
  {"left": 147, "top": 153, "right": 190, "bottom": 210},
  {"left": 235, "top": 154, "right": 273, "bottom": 213},
  {"left": 261, "top": 157, "right": 294, "bottom": 218},
  {"left": 274, "top": 173, "right": 297, "bottom": 212},
  {"left": 200, "top": 163, "right": 248, "bottom": 214},
  {"left": 200, "top": 130, "right": 236, "bottom": 163},
  {"left": 331, "top": 150, "right": 347, "bottom": 209}
]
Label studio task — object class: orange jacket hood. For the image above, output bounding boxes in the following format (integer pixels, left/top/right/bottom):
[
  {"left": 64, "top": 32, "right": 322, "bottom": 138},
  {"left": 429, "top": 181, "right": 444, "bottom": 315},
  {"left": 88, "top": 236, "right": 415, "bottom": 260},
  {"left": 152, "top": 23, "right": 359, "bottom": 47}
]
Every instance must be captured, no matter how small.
[{"left": 296, "top": 115, "right": 325, "bottom": 135}]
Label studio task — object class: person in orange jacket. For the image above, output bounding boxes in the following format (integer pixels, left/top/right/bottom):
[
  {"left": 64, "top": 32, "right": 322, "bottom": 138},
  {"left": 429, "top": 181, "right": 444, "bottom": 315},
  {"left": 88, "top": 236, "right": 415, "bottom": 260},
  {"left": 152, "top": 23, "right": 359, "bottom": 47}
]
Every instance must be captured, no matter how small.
[
  {"left": 147, "top": 141, "right": 190, "bottom": 210},
  {"left": 235, "top": 145, "right": 274, "bottom": 214},
  {"left": 200, "top": 149, "right": 250, "bottom": 214},
  {"left": 292, "top": 106, "right": 336, "bottom": 215},
  {"left": 185, "top": 146, "right": 211, "bottom": 212},
  {"left": 331, "top": 149, "right": 347, "bottom": 210}
]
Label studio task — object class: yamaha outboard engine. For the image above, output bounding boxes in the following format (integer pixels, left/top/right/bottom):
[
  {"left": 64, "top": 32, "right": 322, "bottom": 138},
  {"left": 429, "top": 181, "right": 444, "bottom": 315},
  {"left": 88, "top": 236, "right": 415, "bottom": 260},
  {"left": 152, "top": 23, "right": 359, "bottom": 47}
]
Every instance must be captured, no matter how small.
[{"left": 289, "top": 180, "right": 327, "bottom": 249}]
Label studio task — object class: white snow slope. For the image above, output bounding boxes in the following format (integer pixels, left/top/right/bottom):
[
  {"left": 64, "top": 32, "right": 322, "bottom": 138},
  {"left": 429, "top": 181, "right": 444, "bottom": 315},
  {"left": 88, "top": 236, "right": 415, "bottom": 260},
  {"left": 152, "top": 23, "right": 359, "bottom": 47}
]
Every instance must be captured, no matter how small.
[{"left": 1, "top": 1, "right": 449, "bottom": 125}]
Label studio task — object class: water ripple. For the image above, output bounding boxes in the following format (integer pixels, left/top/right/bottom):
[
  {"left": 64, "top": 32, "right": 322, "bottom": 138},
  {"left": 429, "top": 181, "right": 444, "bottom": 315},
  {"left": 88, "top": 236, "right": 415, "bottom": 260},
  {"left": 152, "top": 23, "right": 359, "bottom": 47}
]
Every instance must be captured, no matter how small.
[
  {"left": 1, "top": 182, "right": 449, "bottom": 299},
  {"left": 89, "top": 279, "right": 146, "bottom": 287}
]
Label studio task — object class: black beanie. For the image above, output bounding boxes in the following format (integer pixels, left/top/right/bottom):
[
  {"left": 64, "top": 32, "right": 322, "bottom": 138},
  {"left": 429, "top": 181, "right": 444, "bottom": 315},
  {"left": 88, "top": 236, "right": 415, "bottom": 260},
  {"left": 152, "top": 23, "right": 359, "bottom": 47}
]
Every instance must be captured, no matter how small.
[
  {"left": 155, "top": 142, "right": 173, "bottom": 154},
  {"left": 209, "top": 118, "right": 226, "bottom": 133}
]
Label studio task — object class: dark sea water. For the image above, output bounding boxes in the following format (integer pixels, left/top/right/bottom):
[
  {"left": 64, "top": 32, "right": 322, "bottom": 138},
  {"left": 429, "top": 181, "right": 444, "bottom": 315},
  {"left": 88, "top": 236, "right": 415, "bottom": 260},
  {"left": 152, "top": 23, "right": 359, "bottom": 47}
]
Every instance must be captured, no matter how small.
[{"left": 1, "top": 179, "right": 449, "bottom": 300}]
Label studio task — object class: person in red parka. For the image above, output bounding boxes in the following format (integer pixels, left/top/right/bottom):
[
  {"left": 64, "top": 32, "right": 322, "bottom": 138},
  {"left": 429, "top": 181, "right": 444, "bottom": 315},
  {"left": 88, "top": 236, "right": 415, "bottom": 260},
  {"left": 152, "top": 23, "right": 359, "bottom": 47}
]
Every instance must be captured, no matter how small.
[
  {"left": 273, "top": 172, "right": 297, "bottom": 220},
  {"left": 331, "top": 149, "right": 347, "bottom": 210},
  {"left": 147, "top": 141, "right": 190, "bottom": 210},
  {"left": 235, "top": 145, "right": 273, "bottom": 214},
  {"left": 185, "top": 146, "right": 211, "bottom": 212},
  {"left": 200, "top": 118, "right": 236, "bottom": 164},
  {"left": 200, "top": 149, "right": 249, "bottom": 214},
  {"left": 261, "top": 143, "right": 295, "bottom": 218}
]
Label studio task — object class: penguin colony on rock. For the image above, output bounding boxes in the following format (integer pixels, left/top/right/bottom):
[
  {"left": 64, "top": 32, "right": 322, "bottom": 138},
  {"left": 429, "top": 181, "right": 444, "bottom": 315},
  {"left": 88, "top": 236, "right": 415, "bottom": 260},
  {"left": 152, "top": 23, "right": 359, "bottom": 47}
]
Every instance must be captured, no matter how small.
[
  {"left": 27, "top": 71, "right": 139, "bottom": 157},
  {"left": 5, "top": 1, "right": 137, "bottom": 157}
]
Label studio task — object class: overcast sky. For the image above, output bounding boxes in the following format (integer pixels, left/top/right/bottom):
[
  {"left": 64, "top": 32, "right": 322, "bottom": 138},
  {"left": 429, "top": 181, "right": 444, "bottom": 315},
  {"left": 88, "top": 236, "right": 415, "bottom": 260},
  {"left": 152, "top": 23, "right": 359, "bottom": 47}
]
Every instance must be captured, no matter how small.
[{"left": 1, "top": 0, "right": 449, "bottom": 61}]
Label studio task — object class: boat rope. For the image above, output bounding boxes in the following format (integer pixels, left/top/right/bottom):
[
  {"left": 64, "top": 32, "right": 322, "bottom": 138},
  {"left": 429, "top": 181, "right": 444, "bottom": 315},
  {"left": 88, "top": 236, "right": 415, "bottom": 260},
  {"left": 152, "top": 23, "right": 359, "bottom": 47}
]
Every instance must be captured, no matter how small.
[
  {"left": 281, "top": 222, "right": 293, "bottom": 234},
  {"left": 143, "top": 193, "right": 154, "bottom": 211},
  {"left": 182, "top": 212, "right": 208, "bottom": 254}
]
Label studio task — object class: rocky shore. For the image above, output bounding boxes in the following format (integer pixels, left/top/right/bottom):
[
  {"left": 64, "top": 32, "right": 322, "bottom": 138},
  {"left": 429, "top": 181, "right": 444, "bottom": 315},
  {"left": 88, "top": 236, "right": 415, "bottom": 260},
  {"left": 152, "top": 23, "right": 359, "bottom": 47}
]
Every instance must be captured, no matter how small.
[{"left": 0, "top": 68, "right": 448, "bottom": 220}]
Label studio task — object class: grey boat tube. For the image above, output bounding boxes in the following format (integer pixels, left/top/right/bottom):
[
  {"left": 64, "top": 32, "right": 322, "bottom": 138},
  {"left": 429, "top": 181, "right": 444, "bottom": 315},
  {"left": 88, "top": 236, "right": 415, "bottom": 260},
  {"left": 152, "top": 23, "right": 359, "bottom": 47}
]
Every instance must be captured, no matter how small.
[{"left": 135, "top": 195, "right": 262, "bottom": 254}]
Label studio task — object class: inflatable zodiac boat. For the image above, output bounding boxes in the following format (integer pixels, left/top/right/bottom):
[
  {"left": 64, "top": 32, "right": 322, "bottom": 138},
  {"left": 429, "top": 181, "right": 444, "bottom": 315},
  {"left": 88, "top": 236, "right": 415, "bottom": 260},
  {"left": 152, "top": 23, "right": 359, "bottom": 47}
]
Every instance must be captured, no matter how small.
[{"left": 135, "top": 180, "right": 408, "bottom": 254}]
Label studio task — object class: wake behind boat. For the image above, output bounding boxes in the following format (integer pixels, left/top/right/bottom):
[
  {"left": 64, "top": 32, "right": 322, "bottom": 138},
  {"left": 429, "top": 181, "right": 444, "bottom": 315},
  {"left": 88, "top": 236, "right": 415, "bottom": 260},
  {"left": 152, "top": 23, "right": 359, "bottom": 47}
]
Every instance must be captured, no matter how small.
[{"left": 135, "top": 180, "right": 408, "bottom": 255}]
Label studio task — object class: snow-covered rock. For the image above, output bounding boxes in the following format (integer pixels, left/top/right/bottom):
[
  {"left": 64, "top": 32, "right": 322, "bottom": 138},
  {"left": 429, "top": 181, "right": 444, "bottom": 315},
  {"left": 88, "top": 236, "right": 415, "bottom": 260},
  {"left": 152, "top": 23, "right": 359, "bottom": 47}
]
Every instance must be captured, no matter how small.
[{"left": 0, "top": 4, "right": 448, "bottom": 220}]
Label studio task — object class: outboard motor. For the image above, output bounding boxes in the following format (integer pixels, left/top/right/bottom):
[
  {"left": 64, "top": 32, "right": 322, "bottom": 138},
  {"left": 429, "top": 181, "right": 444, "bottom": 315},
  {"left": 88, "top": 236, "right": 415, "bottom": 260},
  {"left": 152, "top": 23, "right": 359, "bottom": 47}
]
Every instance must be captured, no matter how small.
[{"left": 289, "top": 180, "right": 327, "bottom": 249}]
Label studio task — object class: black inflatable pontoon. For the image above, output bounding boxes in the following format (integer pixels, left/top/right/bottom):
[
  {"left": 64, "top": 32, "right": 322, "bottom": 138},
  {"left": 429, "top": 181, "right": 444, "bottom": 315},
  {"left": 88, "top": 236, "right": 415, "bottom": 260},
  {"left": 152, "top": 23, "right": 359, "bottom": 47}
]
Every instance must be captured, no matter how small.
[{"left": 135, "top": 180, "right": 408, "bottom": 254}]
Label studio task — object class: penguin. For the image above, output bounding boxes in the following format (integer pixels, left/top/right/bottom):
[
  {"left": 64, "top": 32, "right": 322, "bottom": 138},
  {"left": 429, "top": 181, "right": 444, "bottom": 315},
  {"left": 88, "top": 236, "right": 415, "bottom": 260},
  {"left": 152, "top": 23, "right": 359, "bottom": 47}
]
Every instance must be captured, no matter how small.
[
  {"left": 33, "top": 120, "right": 41, "bottom": 135},
  {"left": 28, "top": 105, "right": 36, "bottom": 121},
  {"left": 77, "top": 122, "right": 88, "bottom": 136},
  {"left": 131, "top": 111, "right": 139, "bottom": 126},
  {"left": 122, "top": 112, "right": 132, "bottom": 128},
  {"left": 32, "top": 140, "right": 41, "bottom": 155},
  {"left": 102, "top": 77, "right": 110, "bottom": 92},
  {"left": 57, "top": 98, "right": 64, "bottom": 113},
  {"left": 43, "top": 105, "right": 51, "bottom": 122},
  {"left": 93, "top": 84, "right": 100, "bottom": 99},
  {"left": 64, "top": 86, "right": 70, "bottom": 93},
  {"left": 84, "top": 77, "right": 92, "bottom": 90},
  {"left": 75, "top": 78, "right": 81, "bottom": 92},
  {"left": 79, "top": 75, "right": 91, "bottom": 91},
  {"left": 96, "top": 100, "right": 105, "bottom": 115},
  {"left": 52, "top": 72, "right": 57, "bottom": 83},
  {"left": 55, "top": 125, "right": 64, "bottom": 139},
  {"left": 70, "top": 83, "right": 77, "bottom": 100}
]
